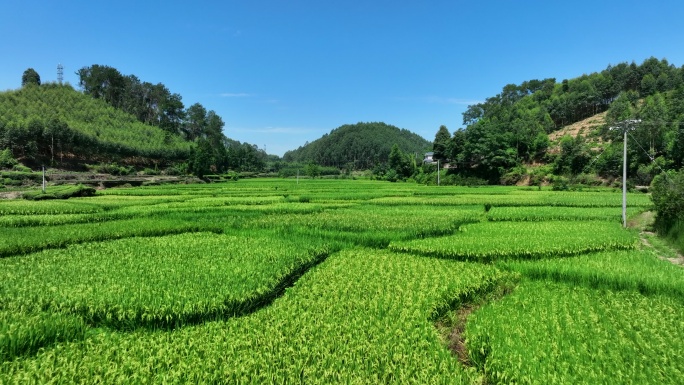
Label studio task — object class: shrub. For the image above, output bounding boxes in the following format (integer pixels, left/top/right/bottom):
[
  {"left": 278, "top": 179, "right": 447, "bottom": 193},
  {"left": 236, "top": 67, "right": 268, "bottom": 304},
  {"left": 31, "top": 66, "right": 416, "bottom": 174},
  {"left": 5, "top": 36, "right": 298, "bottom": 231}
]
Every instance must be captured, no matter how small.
[
  {"left": 0, "top": 149, "right": 18, "bottom": 169},
  {"left": 551, "top": 175, "right": 570, "bottom": 191},
  {"left": 12, "top": 164, "right": 32, "bottom": 173},
  {"left": 87, "top": 163, "right": 134, "bottom": 176},
  {"left": 142, "top": 167, "right": 160, "bottom": 176},
  {"left": 500, "top": 166, "right": 527, "bottom": 185},
  {"left": 23, "top": 184, "right": 96, "bottom": 200},
  {"left": 572, "top": 173, "right": 603, "bottom": 187},
  {"left": 650, "top": 170, "right": 684, "bottom": 230}
]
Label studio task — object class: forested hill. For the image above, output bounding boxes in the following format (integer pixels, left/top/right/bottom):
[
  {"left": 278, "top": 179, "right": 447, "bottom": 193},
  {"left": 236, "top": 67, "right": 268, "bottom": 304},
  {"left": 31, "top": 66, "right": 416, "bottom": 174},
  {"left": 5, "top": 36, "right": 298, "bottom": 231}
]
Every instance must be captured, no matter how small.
[
  {"left": 283, "top": 122, "right": 431, "bottom": 169},
  {"left": 0, "top": 83, "right": 193, "bottom": 166},
  {"left": 1, "top": 65, "right": 271, "bottom": 176},
  {"left": 434, "top": 57, "right": 684, "bottom": 184}
]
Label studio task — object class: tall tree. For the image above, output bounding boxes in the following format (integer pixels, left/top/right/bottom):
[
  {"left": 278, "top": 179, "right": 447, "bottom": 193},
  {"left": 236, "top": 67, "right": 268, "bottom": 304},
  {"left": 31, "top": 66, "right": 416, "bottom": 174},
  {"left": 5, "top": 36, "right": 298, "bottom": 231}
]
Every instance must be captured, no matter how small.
[
  {"left": 205, "top": 110, "right": 225, "bottom": 142},
  {"left": 184, "top": 103, "right": 207, "bottom": 141},
  {"left": 606, "top": 92, "right": 635, "bottom": 125},
  {"left": 637, "top": 93, "right": 668, "bottom": 156},
  {"left": 190, "top": 138, "right": 214, "bottom": 178},
  {"left": 159, "top": 91, "right": 185, "bottom": 134},
  {"left": 640, "top": 74, "right": 657, "bottom": 97},
  {"left": 433, "top": 125, "right": 451, "bottom": 162},
  {"left": 449, "top": 129, "right": 466, "bottom": 166},
  {"left": 76, "top": 65, "right": 126, "bottom": 108},
  {"left": 21, "top": 68, "right": 41, "bottom": 87},
  {"left": 388, "top": 143, "right": 412, "bottom": 179}
]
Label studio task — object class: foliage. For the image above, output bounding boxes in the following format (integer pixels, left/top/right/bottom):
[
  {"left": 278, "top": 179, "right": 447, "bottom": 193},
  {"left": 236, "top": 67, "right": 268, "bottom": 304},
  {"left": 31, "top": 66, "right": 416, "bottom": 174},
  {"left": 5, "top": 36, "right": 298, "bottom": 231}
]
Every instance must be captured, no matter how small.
[
  {"left": 1, "top": 310, "right": 86, "bottom": 362},
  {"left": 499, "top": 165, "right": 527, "bottom": 185},
  {"left": 387, "top": 143, "right": 414, "bottom": 180},
  {"left": 553, "top": 135, "right": 591, "bottom": 175},
  {"left": 22, "top": 184, "right": 96, "bottom": 200},
  {"left": 76, "top": 65, "right": 187, "bottom": 136},
  {"left": 650, "top": 169, "right": 684, "bottom": 229},
  {"left": 0, "top": 84, "right": 193, "bottom": 165},
  {"left": 283, "top": 122, "right": 431, "bottom": 170},
  {"left": 2, "top": 65, "right": 269, "bottom": 176},
  {"left": 486, "top": 206, "right": 642, "bottom": 222},
  {"left": 0, "top": 149, "right": 18, "bottom": 169},
  {"left": 650, "top": 170, "right": 684, "bottom": 252},
  {"left": 0, "top": 171, "right": 41, "bottom": 186},
  {"left": 21, "top": 68, "right": 40, "bottom": 87},
  {"left": 86, "top": 162, "right": 134, "bottom": 175},
  {"left": 304, "top": 161, "right": 321, "bottom": 178},
  {"left": 0, "top": 180, "right": 680, "bottom": 383},
  {"left": 441, "top": 57, "right": 684, "bottom": 181},
  {"left": 0, "top": 232, "right": 333, "bottom": 329},
  {"left": 432, "top": 124, "right": 451, "bottom": 161},
  {"left": 466, "top": 280, "right": 684, "bottom": 384},
  {"left": 0, "top": 248, "right": 509, "bottom": 383},
  {"left": 389, "top": 221, "right": 637, "bottom": 262},
  {"left": 497, "top": 249, "right": 684, "bottom": 298}
]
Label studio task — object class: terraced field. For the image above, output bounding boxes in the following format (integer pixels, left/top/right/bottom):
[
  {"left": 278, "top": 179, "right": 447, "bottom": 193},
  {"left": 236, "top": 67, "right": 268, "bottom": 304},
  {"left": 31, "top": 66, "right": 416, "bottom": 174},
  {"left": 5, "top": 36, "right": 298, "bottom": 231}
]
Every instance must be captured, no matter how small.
[{"left": 1, "top": 179, "right": 682, "bottom": 384}]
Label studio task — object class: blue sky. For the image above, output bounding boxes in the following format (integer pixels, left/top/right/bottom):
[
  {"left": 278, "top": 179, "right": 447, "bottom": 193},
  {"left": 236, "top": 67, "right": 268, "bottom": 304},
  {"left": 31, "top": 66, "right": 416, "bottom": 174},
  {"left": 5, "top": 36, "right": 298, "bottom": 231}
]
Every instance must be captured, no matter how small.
[{"left": 2, "top": 0, "right": 684, "bottom": 156}]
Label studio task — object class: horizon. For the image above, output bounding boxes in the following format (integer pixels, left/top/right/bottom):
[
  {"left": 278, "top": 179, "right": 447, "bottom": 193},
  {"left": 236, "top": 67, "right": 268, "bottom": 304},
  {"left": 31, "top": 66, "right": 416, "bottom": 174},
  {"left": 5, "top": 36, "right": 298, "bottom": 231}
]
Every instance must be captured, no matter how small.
[{"left": 2, "top": 1, "right": 684, "bottom": 156}]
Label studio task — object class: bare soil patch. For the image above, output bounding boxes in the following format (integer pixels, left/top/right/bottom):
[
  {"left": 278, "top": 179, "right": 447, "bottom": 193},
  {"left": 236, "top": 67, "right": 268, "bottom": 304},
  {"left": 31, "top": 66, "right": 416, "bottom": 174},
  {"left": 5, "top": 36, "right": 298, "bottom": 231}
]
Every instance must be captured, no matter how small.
[
  {"left": 0, "top": 191, "right": 22, "bottom": 199},
  {"left": 547, "top": 111, "right": 607, "bottom": 154},
  {"left": 435, "top": 304, "right": 477, "bottom": 365},
  {"left": 434, "top": 282, "right": 516, "bottom": 371}
]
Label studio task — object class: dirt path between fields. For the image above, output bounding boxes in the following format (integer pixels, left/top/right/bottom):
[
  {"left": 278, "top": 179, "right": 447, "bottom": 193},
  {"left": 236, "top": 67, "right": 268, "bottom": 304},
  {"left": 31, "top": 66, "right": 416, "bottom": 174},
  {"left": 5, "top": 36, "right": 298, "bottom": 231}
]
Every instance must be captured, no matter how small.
[
  {"left": 640, "top": 231, "right": 684, "bottom": 266},
  {"left": 629, "top": 211, "right": 684, "bottom": 266}
]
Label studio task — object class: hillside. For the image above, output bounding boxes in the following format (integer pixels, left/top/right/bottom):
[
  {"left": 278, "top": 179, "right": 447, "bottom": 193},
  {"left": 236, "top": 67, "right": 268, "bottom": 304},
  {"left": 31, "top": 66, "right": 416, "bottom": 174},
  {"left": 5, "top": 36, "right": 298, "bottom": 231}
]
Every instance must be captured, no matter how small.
[
  {"left": 547, "top": 111, "right": 607, "bottom": 155},
  {"left": 0, "top": 83, "right": 193, "bottom": 167},
  {"left": 436, "top": 57, "right": 684, "bottom": 185},
  {"left": 283, "top": 122, "right": 431, "bottom": 170}
]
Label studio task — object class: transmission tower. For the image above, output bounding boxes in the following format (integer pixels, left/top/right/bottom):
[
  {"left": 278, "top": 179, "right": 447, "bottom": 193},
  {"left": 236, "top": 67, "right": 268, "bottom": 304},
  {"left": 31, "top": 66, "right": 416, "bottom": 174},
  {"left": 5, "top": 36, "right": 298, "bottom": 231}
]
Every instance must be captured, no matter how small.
[{"left": 57, "top": 63, "right": 64, "bottom": 84}]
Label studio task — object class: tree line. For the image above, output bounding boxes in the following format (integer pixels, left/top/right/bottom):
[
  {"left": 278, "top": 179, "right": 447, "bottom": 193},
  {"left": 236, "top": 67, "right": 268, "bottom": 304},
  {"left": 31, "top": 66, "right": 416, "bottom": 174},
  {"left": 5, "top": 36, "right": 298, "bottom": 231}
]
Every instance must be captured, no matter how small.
[
  {"left": 76, "top": 64, "right": 226, "bottom": 142},
  {"left": 76, "top": 64, "right": 270, "bottom": 176},
  {"left": 430, "top": 57, "right": 684, "bottom": 184},
  {"left": 283, "top": 122, "right": 431, "bottom": 171},
  {"left": 0, "top": 67, "right": 270, "bottom": 176}
]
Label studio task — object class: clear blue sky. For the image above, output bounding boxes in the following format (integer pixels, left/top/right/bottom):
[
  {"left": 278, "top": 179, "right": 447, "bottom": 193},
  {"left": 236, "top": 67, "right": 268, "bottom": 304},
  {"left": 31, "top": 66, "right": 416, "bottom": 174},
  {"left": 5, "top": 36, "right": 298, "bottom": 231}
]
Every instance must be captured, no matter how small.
[{"left": 2, "top": 0, "right": 684, "bottom": 156}]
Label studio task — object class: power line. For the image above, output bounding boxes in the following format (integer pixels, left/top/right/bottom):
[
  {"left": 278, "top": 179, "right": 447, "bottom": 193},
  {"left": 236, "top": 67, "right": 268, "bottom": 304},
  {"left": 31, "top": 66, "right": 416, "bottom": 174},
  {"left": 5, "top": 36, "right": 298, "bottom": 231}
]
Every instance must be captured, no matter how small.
[
  {"left": 610, "top": 120, "right": 684, "bottom": 125},
  {"left": 627, "top": 131, "right": 671, "bottom": 179},
  {"left": 584, "top": 146, "right": 608, "bottom": 171}
]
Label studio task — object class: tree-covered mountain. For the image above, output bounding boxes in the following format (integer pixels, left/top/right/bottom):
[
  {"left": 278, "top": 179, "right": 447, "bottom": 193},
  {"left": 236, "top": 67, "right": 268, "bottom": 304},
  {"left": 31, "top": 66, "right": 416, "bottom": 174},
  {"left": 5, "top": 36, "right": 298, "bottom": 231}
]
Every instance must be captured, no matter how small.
[
  {"left": 435, "top": 57, "right": 684, "bottom": 184},
  {"left": 283, "top": 122, "right": 432, "bottom": 170}
]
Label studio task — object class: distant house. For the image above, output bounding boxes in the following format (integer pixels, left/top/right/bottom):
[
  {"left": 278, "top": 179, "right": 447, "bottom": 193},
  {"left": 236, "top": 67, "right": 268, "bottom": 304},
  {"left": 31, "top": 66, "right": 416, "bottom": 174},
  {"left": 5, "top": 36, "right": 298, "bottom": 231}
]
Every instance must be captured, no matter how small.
[{"left": 423, "top": 152, "right": 435, "bottom": 164}]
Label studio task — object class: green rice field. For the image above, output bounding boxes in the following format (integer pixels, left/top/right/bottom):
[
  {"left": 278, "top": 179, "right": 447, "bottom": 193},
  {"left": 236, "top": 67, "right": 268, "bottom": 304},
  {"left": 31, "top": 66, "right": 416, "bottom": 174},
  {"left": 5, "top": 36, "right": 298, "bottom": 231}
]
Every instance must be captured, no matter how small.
[{"left": 1, "top": 179, "right": 682, "bottom": 384}]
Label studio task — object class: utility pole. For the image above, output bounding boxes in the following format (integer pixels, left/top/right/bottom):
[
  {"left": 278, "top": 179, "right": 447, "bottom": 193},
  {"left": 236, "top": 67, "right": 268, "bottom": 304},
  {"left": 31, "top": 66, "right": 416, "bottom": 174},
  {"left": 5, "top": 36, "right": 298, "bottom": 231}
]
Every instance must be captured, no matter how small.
[
  {"left": 609, "top": 119, "right": 640, "bottom": 228},
  {"left": 437, "top": 159, "right": 440, "bottom": 186}
]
